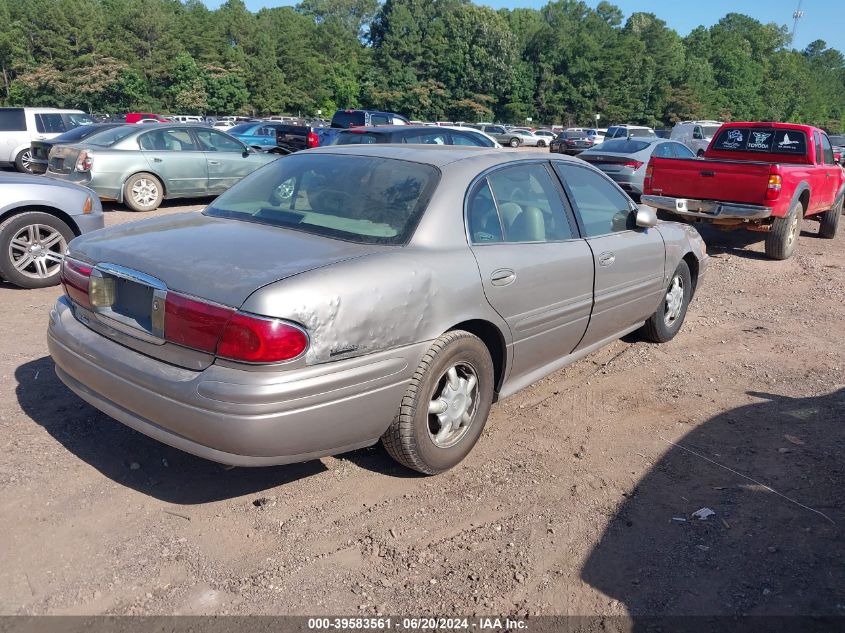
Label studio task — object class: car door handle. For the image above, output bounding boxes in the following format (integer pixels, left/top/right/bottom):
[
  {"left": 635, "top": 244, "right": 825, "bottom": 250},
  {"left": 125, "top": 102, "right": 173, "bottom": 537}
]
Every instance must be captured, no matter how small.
[
  {"left": 598, "top": 252, "right": 615, "bottom": 267},
  {"left": 700, "top": 170, "right": 716, "bottom": 177},
  {"left": 152, "top": 157, "right": 162, "bottom": 162},
  {"left": 490, "top": 268, "right": 516, "bottom": 286},
  {"left": 208, "top": 160, "right": 221, "bottom": 165}
]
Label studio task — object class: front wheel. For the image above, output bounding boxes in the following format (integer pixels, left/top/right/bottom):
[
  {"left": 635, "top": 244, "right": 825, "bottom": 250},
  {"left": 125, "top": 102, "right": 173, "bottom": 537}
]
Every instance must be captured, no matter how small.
[
  {"left": 123, "top": 173, "right": 163, "bottom": 212},
  {"left": 817, "top": 198, "right": 841, "bottom": 239},
  {"left": 536, "top": 140, "right": 546, "bottom": 147},
  {"left": 765, "top": 201, "right": 801, "bottom": 260},
  {"left": 508, "top": 138, "right": 520, "bottom": 148},
  {"left": 381, "top": 330, "right": 495, "bottom": 474},
  {"left": 0, "top": 211, "right": 75, "bottom": 288},
  {"left": 641, "top": 260, "right": 692, "bottom": 343},
  {"left": 14, "top": 148, "right": 33, "bottom": 173}
]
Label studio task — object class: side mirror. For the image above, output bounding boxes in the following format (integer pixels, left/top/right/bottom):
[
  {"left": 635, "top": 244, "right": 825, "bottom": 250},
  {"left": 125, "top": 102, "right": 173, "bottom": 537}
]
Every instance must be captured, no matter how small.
[{"left": 635, "top": 205, "right": 658, "bottom": 228}]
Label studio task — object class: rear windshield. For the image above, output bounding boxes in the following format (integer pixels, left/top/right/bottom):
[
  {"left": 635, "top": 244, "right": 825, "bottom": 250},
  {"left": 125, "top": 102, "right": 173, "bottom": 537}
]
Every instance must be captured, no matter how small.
[
  {"left": 331, "top": 111, "right": 366, "bottom": 129},
  {"left": 52, "top": 124, "right": 117, "bottom": 143},
  {"left": 332, "top": 131, "right": 386, "bottom": 145},
  {"left": 85, "top": 126, "right": 137, "bottom": 147},
  {"left": 228, "top": 123, "right": 257, "bottom": 135},
  {"left": 713, "top": 127, "right": 808, "bottom": 154},
  {"left": 562, "top": 131, "right": 588, "bottom": 138},
  {"left": 595, "top": 139, "right": 651, "bottom": 153},
  {"left": 628, "top": 128, "right": 656, "bottom": 137},
  {"left": 204, "top": 153, "right": 440, "bottom": 245},
  {"left": 0, "top": 108, "right": 25, "bottom": 131}
]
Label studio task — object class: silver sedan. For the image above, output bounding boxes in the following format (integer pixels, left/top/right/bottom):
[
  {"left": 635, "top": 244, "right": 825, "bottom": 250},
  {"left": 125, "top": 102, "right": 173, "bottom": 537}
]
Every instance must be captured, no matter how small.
[
  {"left": 48, "top": 146, "right": 708, "bottom": 474},
  {"left": 0, "top": 172, "right": 103, "bottom": 288},
  {"left": 45, "top": 123, "right": 282, "bottom": 212}
]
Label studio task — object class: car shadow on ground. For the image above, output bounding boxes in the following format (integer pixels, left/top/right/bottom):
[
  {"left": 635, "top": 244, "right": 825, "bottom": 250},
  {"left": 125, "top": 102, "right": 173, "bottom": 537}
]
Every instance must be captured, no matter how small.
[
  {"left": 101, "top": 198, "right": 209, "bottom": 213},
  {"left": 16, "top": 356, "right": 330, "bottom": 504},
  {"left": 691, "top": 222, "right": 821, "bottom": 261},
  {"left": 580, "top": 389, "right": 844, "bottom": 628}
]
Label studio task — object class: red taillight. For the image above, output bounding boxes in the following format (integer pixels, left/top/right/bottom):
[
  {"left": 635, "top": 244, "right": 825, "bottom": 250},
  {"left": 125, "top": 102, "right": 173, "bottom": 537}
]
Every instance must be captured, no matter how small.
[
  {"left": 61, "top": 258, "right": 92, "bottom": 308},
  {"left": 623, "top": 160, "right": 644, "bottom": 169},
  {"left": 306, "top": 130, "right": 320, "bottom": 148},
  {"left": 164, "top": 293, "right": 235, "bottom": 354},
  {"left": 766, "top": 174, "right": 783, "bottom": 200},
  {"left": 75, "top": 150, "right": 93, "bottom": 172},
  {"left": 643, "top": 162, "right": 654, "bottom": 194},
  {"left": 164, "top": 292, "right": 308, "bottom": 362},
  {"left": 217, "top": 313, "right": 308, "bottom": 363}
]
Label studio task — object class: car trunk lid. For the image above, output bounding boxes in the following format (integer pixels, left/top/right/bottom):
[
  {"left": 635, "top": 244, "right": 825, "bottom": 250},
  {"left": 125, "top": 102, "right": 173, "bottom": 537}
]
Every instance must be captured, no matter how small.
[{"left": 47, "top": 144, "right": 83, "bottom": 174}]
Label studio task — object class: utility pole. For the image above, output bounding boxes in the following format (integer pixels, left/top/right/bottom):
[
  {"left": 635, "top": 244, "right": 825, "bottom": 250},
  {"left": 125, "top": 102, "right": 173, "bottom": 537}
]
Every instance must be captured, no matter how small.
[{"left": 791, "top": 0, "right": 805, "bottom": 46}]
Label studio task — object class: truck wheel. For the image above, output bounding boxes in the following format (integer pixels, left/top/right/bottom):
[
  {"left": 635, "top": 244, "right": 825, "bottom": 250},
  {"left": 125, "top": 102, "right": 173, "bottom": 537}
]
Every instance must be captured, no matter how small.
[
  {"left": 817, "top": 198, "right": 842, "bottom": 239},
  {"left": 508, "top": 138, "right": 520, "bottom": 148},
  {"left": 14, "top": 148, "right": 33, "bottom": 173},
  {"left": 765, "top": 201, "right": 801, "bottom": 260},
  {"left": 0, "top": 211, "right": 75, "bottom": 288},
  {"left": 641, "top": 260, "right": 692, "bottom": 343},
  {"left": 381, "top": 330, "right": 495, "bottom": 475},
  {"left": 123, "top": 173, "right": 163, "bottom": 212}
]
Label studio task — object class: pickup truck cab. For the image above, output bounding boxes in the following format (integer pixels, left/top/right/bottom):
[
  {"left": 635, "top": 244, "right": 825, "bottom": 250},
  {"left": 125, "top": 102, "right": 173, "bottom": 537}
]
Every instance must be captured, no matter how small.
[{"left": 642, "top": 122, "right": 844, "bottom": 259}]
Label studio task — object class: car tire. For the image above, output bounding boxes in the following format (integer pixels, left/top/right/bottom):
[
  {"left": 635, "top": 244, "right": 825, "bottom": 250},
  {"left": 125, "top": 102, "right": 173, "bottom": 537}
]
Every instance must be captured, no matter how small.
[
  {"left": 123, "top": 173, "right": 164, "bottom": 212},
  {"left": 381, "top": 330, "right": 495, "bottom": 475},
  {"left": 537, "top": 140, "right": 546, "bottom": 148},
  {"left": 641, "top": 260, "right": 692, "bottom": 343},
  {"left": 508, "top": 138, "right": 520, "bottom": 148},
  {"left": 765, "top": 200, "right": 802, "bottom": 260},
  {"left": 0, "top": 211, "right": 75, "bottom": 288},
  {"left": 817, "top": 198, "right": 842, "bottom": 239},
  {"left": 14, "top": 148, "right": 33, "bottom": 173}
]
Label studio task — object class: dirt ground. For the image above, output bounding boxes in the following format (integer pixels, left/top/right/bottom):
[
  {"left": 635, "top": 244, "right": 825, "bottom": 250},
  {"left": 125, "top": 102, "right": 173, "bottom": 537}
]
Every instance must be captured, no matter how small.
[{"left": 0, "top": 198, "right": 843, "bottom": 622}]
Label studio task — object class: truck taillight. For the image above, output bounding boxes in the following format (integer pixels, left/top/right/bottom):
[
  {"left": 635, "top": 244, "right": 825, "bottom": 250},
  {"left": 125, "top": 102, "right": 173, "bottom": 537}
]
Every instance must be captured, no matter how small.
[
  {"left": 306, "top": 131, "right": 320, "bottom": 148},
  {"left": 643, "top": 162, "right": 654, "bottom": 194},
  {"left": 60, "top": 258, "right": 92, "bottom": 308},
  {"left": 164, "top": 292, "right": 308, "bottom": 363},
  {"left": 75, "top": 151, "right": 93, "bottom": 172},
  {"left": 766, "top": 174, "right": 783, "bottom": 200}
]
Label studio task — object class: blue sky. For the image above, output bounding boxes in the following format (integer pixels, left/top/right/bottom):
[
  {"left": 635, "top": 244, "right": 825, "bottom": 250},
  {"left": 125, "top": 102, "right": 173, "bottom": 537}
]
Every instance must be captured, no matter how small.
[{"left": 202, "top": 0, "right": 843, "bottom": 52}]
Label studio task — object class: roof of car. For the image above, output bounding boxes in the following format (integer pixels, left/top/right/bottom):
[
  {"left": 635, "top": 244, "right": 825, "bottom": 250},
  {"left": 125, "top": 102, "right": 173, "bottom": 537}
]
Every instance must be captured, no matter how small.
[{"left": 306, "top": 144, "right": 579, "bottom": 168}]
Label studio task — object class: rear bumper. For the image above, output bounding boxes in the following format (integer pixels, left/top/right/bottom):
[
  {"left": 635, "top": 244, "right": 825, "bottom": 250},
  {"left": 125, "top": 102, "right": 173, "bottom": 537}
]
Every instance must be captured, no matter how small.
[
  {"left": 48, "top": 297, "right": 425, "bottom": 466},
  {"left": 642, "top": 195, "right": 773, "bottom": 221}
]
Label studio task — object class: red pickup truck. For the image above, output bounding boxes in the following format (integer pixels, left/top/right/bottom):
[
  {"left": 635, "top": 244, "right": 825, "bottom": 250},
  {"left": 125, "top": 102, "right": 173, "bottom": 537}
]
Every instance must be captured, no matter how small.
[{"left": 642, "top": 122, "right": 844, "bottom": 259}]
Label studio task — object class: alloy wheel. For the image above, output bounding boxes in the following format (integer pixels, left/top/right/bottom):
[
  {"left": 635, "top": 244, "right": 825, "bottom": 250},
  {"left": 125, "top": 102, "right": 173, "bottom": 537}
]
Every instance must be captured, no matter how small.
[
  {"left": 8, "top": 224, "right": 67, "bottom": 280},
  {"left": 427, "top": 363, "right": 479, "bottom": 449},
  {"left": 132, "top": 178, "right": 159, "bottom": 207}
]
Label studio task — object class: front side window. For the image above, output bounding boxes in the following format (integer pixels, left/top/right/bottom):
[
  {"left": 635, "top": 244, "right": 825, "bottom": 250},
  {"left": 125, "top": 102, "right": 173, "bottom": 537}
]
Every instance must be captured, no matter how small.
[
  {"left": 821, "top": 134, "right": 836, "bottom": 165},
  {"left": 194, "top": 129, "right": 244, "bottom": 152},
  {"left": 402, "top": 131, "right": 447, "bottom": 144},
  {"left": 485, "top": 164, "right": 574, "bottom": 243},
  {"left": 35, "top": 113, "right": 66, "bottom": 134},
  {"left": 554, "top": 163, "right": 634, "bottom": 237},
  {"left": 204, "top": 154, "right": 440, "bottom": 245}
]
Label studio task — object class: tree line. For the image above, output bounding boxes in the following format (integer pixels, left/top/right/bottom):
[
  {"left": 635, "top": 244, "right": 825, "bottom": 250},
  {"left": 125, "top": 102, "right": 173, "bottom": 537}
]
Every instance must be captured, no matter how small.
[{"left": 0, "top": 0, "right": 843, "bottom": 131}]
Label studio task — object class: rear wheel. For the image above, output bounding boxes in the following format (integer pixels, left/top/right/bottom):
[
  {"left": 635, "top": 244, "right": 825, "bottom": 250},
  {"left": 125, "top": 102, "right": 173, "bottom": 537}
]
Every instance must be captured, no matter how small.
[
  {"left": 123, "top": 173, "right": 163, "bottom": 212},
  {"left": 14, "top": 148, "right": 33, "bottom": 173},
  {"left": 641, "top": 260, "right": 692, "bottom": 343},
  {"left": 536, "top": 140, "right": 546, "bottom": 148},
  {"left": 508, "top": 137, "right": 520, "bottom": 148},
  {"left": 0, "top": 211, "right": 74, "bottom": 288},
  {"left": 817, "top": 198, "right": 842, "bottom": 239},
  {"left": 765, "top": 200, "right": 802, "bottom": 260},
  {"left": 381, "top": 330, "right": 495, "bottom": 474}
]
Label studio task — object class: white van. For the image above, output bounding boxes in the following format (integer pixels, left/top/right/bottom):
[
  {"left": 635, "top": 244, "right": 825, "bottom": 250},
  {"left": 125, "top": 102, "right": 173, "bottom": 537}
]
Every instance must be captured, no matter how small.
[
  {"left": 0, "top": 107, "right": 94, "bottom": 172},
  {"left": 169, "top": 115, "right": 203, "bottom": 123},
  {"left": 670, "top": 120, "right": 723, "bottom": 156}
]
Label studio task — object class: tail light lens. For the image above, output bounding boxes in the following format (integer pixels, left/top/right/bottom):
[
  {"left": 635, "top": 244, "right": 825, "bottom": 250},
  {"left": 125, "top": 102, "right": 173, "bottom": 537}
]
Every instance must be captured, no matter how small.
[
  {"left": 766, "top": 174, "right": 783, "bottom": 200},
  {"left": 643, "top": 162, "right": 654, "bottom": 193},
  {"left": 60, "top": 258, "right": 92, "bottom": 308},
  {"left": 164, "top": 292, "right": 308, "bottom": 362},
  {"left": 306, "top": 130, "right": 320, "bottom": 148},
  {"left": 75, "top": 151, "right": 93, "bottom": 172},
  {"left": 623, "top": 160, "right": 644, "bottom": 169},
  {"left": 217, "top": 313, "right": 308, "bottom": 363}
]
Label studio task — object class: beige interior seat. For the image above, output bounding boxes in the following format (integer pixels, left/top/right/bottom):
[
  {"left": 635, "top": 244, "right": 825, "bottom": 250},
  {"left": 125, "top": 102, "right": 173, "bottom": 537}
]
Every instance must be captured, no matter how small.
[{"left": 508, "top": 206, "right": 545, "bottom": 242}]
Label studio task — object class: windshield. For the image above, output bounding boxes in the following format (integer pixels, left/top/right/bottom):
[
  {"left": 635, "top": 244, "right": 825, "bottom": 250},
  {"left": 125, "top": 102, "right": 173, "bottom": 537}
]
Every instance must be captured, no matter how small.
[
  {"left": 591, "top": 139, "right": 651, "bottom": 153},
  {"left": 67, "top": 113, "right": 95, "bottom": 127},
  {"left": 85, "top": 126, "right": 137, "bottom": 147},
  {"left": 204, "top": 154, "right": 440, "bottom": 245},
  {"left": 228, "top": 123, "right": 258, "bottom": 135}
]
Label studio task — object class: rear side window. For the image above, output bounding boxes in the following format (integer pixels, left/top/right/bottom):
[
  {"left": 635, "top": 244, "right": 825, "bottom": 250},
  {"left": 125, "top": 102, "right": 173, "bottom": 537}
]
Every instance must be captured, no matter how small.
[
  {"left": 66, "top": 113, "right": 94, "bottom": 128},
  {"left": 713, "top": 128, "right": 808, "bottom": 155},
  {"left": 672, "top": 143, "right": 696, "bottom": 158},
  {"left": 204, "top": 154, "right": 440, "bottom": 245},
  {"left": 467, "top": 180, "right": 503, "bottom": 243},
  {"left": 334, "top": 132, "right": 383, "bottom": 145},
  {"left": 0, "top": 109, "right": 26, "bottom": 131},
  {"left": 402, "top": 131, "right": 447, "bottom": 144},
  {"left": 652, "top": 143, "right": 674, "bottom": 158},
  {"left": 369, "top": 114, "right": 391, "bottom": 126},
  {"left": 35, "top": 113, "right": 67, "bottom": 134},
  {"left": 814, "top": 133, "right": 823, "bottom": 164},
  {"left": 451, "top": 132, "right": 493, "bottom": 147},
  {"left": 821, "top": 135, "right": 835, "bottom": 165}
]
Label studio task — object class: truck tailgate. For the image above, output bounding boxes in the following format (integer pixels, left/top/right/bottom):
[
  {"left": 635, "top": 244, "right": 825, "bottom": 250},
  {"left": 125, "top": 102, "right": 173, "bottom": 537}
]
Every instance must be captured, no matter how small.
[{"left": 648, "top": 157, "right": 772, "bottom": 205}]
